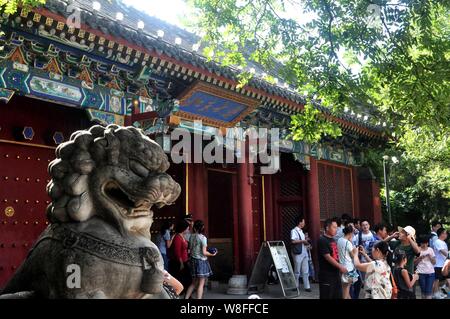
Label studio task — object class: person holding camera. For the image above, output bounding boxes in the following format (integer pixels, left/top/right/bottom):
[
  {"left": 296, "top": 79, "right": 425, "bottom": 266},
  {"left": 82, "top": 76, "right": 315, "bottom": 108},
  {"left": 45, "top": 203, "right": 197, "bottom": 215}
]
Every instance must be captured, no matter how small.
[
  {"left": 184, "top": 220, "right": 217, "bottom": 299},
  {"left": 291, "top": 215, "right": 311, "bottom": 292},
  {"left": 352, "top": 241, "right": 393, "bottom": 299},
  {"left": 350, "top": 219, "right": 377, "bottom": 299}
]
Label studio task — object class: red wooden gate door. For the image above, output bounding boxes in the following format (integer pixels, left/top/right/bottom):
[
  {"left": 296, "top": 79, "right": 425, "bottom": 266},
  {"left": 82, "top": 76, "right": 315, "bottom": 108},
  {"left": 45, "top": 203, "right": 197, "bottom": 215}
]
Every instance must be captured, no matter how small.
[
  {"left": 251, "top": 176, "right": 264, "bottom": 257},
  {"left": 274, "top": 155, "right": 307, "bottom": 248},
  {"left": 0, "top": 142, "right": 54, "bottom": 288},
  {"left": 276, "top": 172, "right": 306, "bottom": 248}
]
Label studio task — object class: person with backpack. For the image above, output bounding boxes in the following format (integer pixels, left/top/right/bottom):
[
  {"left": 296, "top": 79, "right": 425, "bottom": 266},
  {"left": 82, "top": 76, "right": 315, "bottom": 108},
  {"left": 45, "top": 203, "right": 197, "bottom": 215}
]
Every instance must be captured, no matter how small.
[
  {"left": 290, "top": 215, "right": 311, "bottom": 292},
  {"left": 353, "top": 219, "right": 377, "bottom": 259},
  {"left": 393, "top": 250, "right": 419, "bottom": 299},
  {"left": 352, "top": 241, "right": 393, "bottom": 299}
]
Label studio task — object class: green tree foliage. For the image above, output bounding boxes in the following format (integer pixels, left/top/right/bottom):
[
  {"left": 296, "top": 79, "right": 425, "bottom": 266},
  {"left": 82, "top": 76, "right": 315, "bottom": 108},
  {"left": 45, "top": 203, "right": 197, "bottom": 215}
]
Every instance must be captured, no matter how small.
[
  {"left": 0, "top": 0, "right": 46, "bottom": 14},
  {"left": 1, "top": 1, "right": 448, "bottom": 223},
  {"left": 289, "top": 102, "right": 341, "bottom": 143},
  {"left": 364, "top": 134, "right": 449, "bottom": 227},
  {"left": 187, "top": 0, "right": 449, "bottom": 136},
  {"left": 188, "top": 0, "right": 450, "bottom": 222}
]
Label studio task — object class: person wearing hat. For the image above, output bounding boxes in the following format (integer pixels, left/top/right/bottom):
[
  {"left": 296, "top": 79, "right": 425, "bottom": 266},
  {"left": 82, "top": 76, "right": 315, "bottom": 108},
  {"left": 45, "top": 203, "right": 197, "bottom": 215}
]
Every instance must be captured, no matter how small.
[{"left": 387, "top": 226, "right": 421, "bottom": 274}]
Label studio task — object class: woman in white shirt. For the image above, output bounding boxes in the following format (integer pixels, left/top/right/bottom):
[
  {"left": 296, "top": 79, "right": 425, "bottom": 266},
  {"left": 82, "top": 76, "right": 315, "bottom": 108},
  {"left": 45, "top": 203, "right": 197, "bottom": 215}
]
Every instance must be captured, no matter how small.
[
  {"left": 337, "top": 223, "right": 359, "bottom": 299},
  {"left": 415, "top": 235, "right": 436, "bottom": 299},
  {"left": 432, "top": 228, "right": 448, "bottom": 299}
]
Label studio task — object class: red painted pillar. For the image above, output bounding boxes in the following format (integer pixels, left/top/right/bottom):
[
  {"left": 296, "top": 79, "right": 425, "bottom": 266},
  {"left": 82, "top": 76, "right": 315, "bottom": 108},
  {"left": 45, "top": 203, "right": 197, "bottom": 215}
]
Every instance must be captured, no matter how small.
[
  {"left": 307, "top": 157, "right": 321, "bottom": 269},
  {"left": 232, "top": 174, "right": 240, "bottom": 274},
  {"left": 357, "top": 177, "right": 382, "bottom": 225},
  {"left": 194, "top": 163, "right": 208, "bottom": 231},
  {"left": 273, "top": 177, "right": 280, "bottom": 239},
  {"left": 372, "top": 180, "right": 382, "bottom": 224},
  {"left": 352, "top": 167, "right": 360, "bottom": 218},
  {"left": 237, "top": 147, "right": 255, "bottom": 275},
  {"left": 186, "top": 163, "right": 208, "bottom": 229},
  {"left": 186, "top": 162, "right": 195, "bottom": 214},
  {"left": 264, "top": 175, "right": 274, "bottom": 241}
]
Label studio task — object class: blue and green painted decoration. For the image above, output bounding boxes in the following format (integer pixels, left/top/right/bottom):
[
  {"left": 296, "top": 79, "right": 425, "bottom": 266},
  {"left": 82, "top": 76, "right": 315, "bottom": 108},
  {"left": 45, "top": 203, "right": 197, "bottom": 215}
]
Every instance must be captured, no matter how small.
[{"left": 179, "top": 91, "right": 247, "bottom": 122}]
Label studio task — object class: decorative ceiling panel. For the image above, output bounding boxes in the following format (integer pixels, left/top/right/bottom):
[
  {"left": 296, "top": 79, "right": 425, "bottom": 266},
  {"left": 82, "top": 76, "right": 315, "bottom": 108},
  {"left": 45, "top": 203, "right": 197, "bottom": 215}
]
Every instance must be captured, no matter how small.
[{"left": 176, "top": 82, "right": 258, "bottom": 128}]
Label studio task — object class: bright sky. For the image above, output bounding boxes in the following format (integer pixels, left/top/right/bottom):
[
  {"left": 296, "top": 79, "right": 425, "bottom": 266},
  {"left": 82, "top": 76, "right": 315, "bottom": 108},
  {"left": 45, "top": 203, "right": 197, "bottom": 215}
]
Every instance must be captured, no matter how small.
[
  {"left": 122, "top": 0, "right": 190, "bottom": 29},
  {"left": 122, "top": 0, "right": 315, "bottom": 30},
  {"left": 122, "top": 0, "right": 363, "bottom": 74}
]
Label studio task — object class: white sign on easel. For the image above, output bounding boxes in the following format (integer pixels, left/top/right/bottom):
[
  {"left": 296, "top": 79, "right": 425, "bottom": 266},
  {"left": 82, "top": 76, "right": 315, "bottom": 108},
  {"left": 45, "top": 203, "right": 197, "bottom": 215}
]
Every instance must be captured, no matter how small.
[{"left": 248, "top": 241, "right": 299, "bottom": 298}]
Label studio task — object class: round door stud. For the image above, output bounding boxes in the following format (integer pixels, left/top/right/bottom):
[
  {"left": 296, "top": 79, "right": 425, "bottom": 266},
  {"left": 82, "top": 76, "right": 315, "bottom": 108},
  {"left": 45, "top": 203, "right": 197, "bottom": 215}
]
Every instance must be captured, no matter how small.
[{"left": 4, "top": 206, "right": 15, "bottom": 217}]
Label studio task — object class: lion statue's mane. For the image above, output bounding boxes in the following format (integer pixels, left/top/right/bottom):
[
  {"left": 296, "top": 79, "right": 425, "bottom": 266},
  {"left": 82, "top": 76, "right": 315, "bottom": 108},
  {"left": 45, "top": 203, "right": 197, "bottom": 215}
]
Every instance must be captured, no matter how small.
[{"left": 0, "top": 125, "right": 181, "bottom": 299}]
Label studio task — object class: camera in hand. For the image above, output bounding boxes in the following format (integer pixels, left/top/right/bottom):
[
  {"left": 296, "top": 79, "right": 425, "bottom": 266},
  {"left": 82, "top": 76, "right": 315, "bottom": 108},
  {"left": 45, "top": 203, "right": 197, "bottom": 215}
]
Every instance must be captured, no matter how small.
[{"left": 207, "top": 247, "right": 218, "bottom": 254}]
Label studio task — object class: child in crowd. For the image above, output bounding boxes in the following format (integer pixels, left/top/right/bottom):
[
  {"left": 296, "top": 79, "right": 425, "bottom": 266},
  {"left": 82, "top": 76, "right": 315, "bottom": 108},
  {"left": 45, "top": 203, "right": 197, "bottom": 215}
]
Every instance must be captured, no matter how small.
[{"left": 393, "top": 250, "right": 419, "bottom": 299}]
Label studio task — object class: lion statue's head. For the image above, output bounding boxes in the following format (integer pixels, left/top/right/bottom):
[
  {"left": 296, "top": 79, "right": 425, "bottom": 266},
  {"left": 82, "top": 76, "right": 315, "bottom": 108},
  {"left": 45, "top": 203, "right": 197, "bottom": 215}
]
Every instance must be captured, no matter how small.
[{"left": 46, "top": 124, "right": 181, "bottom": 238}]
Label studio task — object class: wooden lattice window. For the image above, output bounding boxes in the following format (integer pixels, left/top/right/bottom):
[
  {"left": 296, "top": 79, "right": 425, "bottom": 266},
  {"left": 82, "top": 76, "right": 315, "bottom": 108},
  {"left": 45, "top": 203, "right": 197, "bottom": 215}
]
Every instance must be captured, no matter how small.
[
  {"left": 281, "top": 205, "right": 301, "bottom": 247},
  {"left": 318, "top": 162, "right": 353, "bottom": 220},
  {"left": 280, "top": 177, "right": 301, "bottom": 197}
]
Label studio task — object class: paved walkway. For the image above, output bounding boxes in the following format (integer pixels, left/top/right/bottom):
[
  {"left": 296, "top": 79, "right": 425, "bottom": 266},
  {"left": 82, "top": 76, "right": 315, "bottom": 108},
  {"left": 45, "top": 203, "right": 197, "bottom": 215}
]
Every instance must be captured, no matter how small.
[
  {"left": 202, "top": 282, "right": 320, "bottom": 299},
  {"left": 201, "top": 282, "right": 448, "bottom": 299}
]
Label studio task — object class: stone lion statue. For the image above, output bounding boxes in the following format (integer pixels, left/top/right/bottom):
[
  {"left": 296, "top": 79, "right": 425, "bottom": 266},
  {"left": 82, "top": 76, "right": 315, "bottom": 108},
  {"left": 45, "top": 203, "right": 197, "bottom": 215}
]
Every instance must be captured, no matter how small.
[{"left": 0, "top": 125, "right": 181, "bottom": 298}]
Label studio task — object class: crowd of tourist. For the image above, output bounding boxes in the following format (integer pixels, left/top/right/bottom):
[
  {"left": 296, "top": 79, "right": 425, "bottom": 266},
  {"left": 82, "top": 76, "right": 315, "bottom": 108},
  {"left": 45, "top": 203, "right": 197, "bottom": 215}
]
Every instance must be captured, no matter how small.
[
  {"left": 154, "top": 214, "right": 217, "bottom": 299},
  {"left": 291, "top": 215, "right": 450, "bottom": 299}
]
